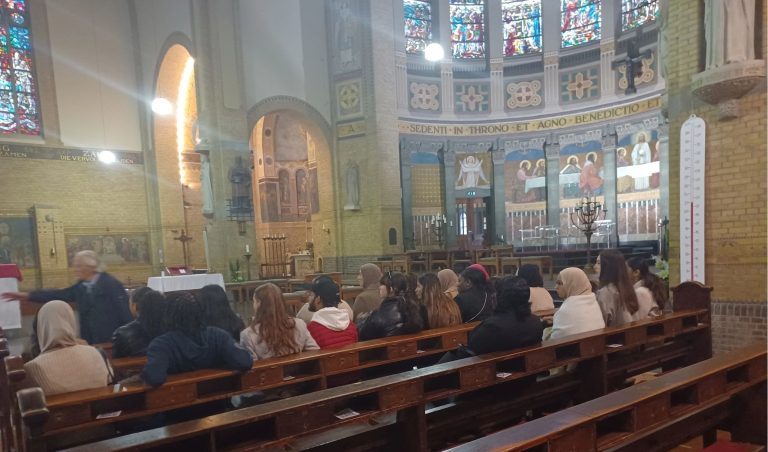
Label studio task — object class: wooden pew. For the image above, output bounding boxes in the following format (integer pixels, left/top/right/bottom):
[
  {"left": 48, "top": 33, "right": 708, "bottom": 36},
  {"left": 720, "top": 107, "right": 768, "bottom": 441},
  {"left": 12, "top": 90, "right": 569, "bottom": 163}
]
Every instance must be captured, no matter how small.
[
  {"left": 11, "top": 322, "right": 478, "bottom": 450},
  {"left": 53, "top": 308, "right": 711, "bottom": 451},
  {"left": 446, "top": 341, "right": 766, "bottom": 452}
]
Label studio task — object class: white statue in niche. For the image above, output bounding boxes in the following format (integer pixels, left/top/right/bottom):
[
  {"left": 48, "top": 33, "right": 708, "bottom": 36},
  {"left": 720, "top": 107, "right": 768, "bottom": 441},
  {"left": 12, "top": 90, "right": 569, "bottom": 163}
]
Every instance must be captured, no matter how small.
[
  {"left": 456, "top": 155, "right": 490, "bottom": 189},
  {"left": 705, "top": 0, "right": 756, "bottom": 69},
  {"left": 200, "top": 152, "right": 214, "bottom": 217},
  {"left": 344, "top": 161, "right": 360, "bottom": 210}
]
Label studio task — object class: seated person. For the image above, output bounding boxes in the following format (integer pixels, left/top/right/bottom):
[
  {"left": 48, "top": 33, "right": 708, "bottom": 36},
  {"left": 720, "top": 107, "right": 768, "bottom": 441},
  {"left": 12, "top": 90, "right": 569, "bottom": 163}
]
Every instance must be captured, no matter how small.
[
  {"left": 352, "top": 263, "right": 383, "bottom": 321},
  {"left": 467, "top": 276, "right": 544, "bottom": 355},
  {"left": 141, "top": 291, "right": 252, "bottom": 387},
  {"left": 437, "top": 269, "right": 460, "bottom": 300},
  {"left": 517, "top": 264, "right": 555, "bottom": 313},
  {"left": 24, "top": 300, "right": 112, "bottom": 395},
  {"left": 547, "top": 268, "right": 605, "bottom": 340},
  {"left": 111, "top": 287, "right": 166, "bottom": 358},
  {"left": 455, "top": 265, "right": 495, "bottom": 323},
  {"left": 240, "top": 283, "right": 319, "bottom": 359},
  {"left": 358, "top": 272, "right": 424, "bottom": 341},
  {"left": 416, "top": 273, "right": 461, "bottom": 329},
  {"left": 199, "top": 284, "right": 245, "bottom": 341},
  {"left": 296, "top": 296, "right": 353, "bottom": 325},
  {"left": 307, "top": 276, "right": 358, "bottom": 349}
]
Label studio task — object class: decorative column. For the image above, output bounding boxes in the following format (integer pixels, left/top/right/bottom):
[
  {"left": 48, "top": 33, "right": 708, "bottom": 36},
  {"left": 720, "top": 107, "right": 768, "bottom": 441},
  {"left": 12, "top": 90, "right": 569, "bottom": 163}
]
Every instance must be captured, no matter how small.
[
  {"left": 441, "top": 149, "right": 457, "bottom": 248},
  {"left": 437, "top": 0, "right": 454, "bottom": 114},
  {"left": 540, "top": 0, "right": 561, "bottom": 112},
  {"left": 543, "top": 53, "right": 559, "bottom": 112},
  {"left": 491, "top": 146, "right": 506, "bottom": 243},
  {"left": 600, "top": 39, "right": 617, "bottom": 100},
  {"left": 395, "top": 52, "right": 409, "bottom": 113},
  {"left": 400, "top": 140, "right": 415, "bottom": 250},
  {"left": 544, "top": 139, "right": 561, "bottom": 228},
  {"left": 601, "top": 129, "right": 619, "bottom": 246},
  {"left": 441, "top": 62, "right": 454, "bottom": 114},
  {"left": 656, "top": 121, "right": 669, "bottom": 220}
]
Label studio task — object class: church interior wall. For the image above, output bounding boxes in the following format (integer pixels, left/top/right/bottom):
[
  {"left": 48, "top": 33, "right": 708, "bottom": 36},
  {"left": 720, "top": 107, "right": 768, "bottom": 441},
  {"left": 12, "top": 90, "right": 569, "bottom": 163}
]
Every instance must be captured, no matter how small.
[{"left": 665, "top": 0, "right": 767, "bottom": 354}]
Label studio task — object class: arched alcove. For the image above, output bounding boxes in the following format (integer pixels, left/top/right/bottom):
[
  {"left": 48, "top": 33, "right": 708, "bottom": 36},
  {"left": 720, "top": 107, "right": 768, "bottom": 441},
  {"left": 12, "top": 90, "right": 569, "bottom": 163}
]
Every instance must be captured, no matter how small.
[{"left": 153, "top": 43, "right": 206, "bottom": 268}]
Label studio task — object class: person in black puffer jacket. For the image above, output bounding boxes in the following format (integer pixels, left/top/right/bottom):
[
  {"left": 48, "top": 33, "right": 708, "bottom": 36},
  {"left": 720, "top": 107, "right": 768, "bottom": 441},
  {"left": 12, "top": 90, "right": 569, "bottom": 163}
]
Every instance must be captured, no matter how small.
[
  {"left": 111, "top": 287, "right": 166, "bottom": 358},
  {"left": 455, "top": 265, "right": 495, "bottom": 323},
  {"left": 358, "top": 272, "right": 424, "bottom": 341}
]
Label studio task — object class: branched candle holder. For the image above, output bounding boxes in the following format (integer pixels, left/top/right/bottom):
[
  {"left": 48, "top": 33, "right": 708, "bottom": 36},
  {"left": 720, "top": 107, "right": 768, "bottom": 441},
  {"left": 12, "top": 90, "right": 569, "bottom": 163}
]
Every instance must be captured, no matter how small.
[
  {"left": 570, "top": 197, "right": 607, "bottom": 271},
  {"left": 428, "top": 214, "right": 447, "bottom": 248}
]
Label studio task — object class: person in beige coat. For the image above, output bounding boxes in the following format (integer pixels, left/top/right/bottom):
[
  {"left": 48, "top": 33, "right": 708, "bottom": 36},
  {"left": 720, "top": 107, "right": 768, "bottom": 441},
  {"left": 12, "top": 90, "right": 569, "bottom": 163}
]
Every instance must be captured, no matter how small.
[
  {"left": 352, "top": 263, "right": 383, "bottom": 321},
  {"left": 24, "top": 300, "right": 112, "bottom": 396}
]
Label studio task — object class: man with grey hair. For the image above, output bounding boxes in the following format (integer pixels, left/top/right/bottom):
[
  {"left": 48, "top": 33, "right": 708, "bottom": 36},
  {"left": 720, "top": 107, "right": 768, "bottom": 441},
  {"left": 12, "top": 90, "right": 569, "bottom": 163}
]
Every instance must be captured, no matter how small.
[{"left": 2, "top": 250, "right": 133, "bottom": 344}]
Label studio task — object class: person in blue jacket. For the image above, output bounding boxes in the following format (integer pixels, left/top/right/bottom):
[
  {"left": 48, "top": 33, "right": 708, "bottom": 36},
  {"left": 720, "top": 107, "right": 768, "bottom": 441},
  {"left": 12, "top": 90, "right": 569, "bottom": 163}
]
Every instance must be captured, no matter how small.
[
  {"left": 142, "top": 291, "right": 252, "bottom": 387},
  {"left": 1, "top": 250, "right": 132, "bottom": 344}
]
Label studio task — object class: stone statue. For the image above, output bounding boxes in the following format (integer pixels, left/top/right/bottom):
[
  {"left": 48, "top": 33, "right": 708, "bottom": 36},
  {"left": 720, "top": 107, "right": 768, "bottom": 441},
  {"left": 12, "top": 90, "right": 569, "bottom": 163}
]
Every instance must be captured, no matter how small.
[
  {"left": 344, "top": 161, "right": 360, "bottom": 210},
  {"left": 200, "top": 152, "right": 214, "bottom": 217},
  {"left": 705, "top": 0, "right": 756, "bottom": 69}
]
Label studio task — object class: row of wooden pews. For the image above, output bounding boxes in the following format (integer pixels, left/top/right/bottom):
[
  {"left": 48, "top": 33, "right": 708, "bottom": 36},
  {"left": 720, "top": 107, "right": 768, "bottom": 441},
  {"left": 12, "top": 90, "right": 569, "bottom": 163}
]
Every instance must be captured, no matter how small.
[
  {"left": 40, "top": 288, "right": 713, "bottom": 451},
  {"left": 448, "top": 341, "right": 766, "bottom": 451}
]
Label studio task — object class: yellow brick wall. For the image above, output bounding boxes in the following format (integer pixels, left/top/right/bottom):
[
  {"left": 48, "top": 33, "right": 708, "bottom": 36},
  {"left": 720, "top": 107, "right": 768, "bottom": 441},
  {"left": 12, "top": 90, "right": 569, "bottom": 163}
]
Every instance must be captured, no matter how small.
[{"left": 666, "top": 0, "right": 767, "bottom": 303}]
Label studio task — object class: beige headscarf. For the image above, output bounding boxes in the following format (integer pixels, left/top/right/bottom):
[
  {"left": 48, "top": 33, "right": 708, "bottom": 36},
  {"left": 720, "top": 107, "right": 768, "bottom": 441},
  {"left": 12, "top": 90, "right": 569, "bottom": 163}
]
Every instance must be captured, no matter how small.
[
  {"left": 360, "top": 263, "right": 382, "bottom": 290},
  {"left": 37, "top": 300, "right": 79, "bottom": 354},
  {"left": 559, "top": 267, "right": 593, "bottom": 299},
  {"left": 437, "top": 269, "right": 459, "bottom": 300}
]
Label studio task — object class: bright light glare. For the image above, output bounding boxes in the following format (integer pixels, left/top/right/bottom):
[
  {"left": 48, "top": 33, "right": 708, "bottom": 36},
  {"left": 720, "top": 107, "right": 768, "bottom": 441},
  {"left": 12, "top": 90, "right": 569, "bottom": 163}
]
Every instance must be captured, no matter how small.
[
  {"left": 176, "top": 57, "right": 196, "bottom": 185},
  {"left": 98, "top": 150, "right": 117, "bottom": 164},
  {"left": 424, "top": 43, "right": 444, "bottom": 62},
  {"left": 151, "top": 97, "right": 173, "bottom": 115}
]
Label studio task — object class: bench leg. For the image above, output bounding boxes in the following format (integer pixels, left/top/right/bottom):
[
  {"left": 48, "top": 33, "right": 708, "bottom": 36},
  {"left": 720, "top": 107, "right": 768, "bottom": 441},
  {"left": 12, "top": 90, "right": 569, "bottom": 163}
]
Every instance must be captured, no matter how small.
[{"left": 397, "top": 404, "right": 428, "bottom": 452}]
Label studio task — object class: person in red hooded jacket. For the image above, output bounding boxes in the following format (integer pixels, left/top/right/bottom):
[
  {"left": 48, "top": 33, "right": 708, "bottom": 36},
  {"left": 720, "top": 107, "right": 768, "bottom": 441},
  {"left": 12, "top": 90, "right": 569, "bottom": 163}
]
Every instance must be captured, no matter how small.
[{"left": 306, "top": 276, "right": 358, "bottom": 349}]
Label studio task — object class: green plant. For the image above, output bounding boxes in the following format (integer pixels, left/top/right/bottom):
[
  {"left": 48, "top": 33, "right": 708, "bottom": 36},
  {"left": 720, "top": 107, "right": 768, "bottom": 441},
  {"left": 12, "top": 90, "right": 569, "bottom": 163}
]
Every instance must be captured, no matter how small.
[{"left": 229, "top": 259, "right": 243, "bottom": 282}]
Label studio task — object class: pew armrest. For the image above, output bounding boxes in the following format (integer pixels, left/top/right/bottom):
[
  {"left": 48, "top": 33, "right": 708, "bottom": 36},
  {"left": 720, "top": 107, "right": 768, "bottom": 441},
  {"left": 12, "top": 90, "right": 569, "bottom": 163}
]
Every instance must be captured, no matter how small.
[
  {"left": 4, "top": 355, "right": 26, "bottom": 382},
  {"left": 18, "top": 387, "right": 50, "bottom": 437}
]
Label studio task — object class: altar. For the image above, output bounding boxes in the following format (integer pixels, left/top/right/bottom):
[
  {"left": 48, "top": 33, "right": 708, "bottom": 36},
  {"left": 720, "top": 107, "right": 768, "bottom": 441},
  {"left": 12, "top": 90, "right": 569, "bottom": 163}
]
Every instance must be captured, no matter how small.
[{"left": 147, "top": 273, "right": 225, "bottom": 293}]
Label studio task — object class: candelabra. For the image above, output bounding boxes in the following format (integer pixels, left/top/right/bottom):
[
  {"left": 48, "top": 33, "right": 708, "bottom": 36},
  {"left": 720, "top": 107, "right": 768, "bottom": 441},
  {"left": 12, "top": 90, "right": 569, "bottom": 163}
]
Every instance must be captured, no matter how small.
[
  {"left": 428, "top": 215, "right": 447, "bottom": 248},
  {"left": 570, "top": 197, "right": 607, "bottom": 271}
]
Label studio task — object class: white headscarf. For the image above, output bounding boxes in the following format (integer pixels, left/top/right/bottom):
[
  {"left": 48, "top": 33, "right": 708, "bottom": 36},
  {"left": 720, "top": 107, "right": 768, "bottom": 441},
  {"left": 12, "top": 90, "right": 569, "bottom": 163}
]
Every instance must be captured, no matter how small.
[{"left": 37, "top": 300, "right": 79, "bottom": 354}]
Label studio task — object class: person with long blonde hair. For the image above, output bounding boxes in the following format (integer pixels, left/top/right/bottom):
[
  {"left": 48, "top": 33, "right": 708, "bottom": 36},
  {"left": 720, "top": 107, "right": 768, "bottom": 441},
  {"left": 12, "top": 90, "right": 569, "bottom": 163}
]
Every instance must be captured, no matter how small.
[
  {"left": 417, "top": 273, "right": 461, "bottom": 329},
  {"left": 240, "top": 283, "right": 318, "bottom": 360}
]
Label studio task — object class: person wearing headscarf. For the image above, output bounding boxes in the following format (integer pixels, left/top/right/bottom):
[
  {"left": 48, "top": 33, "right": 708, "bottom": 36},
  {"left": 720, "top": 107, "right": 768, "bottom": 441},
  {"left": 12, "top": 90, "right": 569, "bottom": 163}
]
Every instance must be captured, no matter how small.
[
  {"left": 467, "top": 276, "right": 543, "bottom": 355},
  {"left": 352, "top": 263, "right": 383, "bottom": 321},
  {"left": 437, "top": 269, "right": 460, "bottom": 300},
  {"left": 547, "top": 267, "right": 605, "bottom": 340},
  {"left": 24, "top": 300, "right": 112, "bottom": 396}
]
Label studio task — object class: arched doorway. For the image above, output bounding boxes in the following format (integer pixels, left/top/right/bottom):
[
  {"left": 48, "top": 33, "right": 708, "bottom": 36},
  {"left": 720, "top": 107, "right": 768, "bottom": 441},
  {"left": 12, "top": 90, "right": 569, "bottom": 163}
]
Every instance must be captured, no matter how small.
[
  {"left": 250, "top": 109, "right": 333, "bottom": 277},
  {"left": 153, "top": 43, "right": 206, "bottom": 269}
]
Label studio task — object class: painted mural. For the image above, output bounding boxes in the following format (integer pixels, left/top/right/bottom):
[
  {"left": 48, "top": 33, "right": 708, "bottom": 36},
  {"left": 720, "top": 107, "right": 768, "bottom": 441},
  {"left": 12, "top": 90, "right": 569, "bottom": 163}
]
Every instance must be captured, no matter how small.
[
  {"left": 616, "top": 129, "right": 660, "bottom": 241},
  {"left": 558, "top": 140, "right": 605, "bottom": 234},
  {"left": 504, "top": 149, "right": 547, "bottom": 244},
  {"left": 66, "top": 233, "right": 149, "bottom": 266},
  {"left": 0, "top": 216, "right": 36, "bottom": 267}
]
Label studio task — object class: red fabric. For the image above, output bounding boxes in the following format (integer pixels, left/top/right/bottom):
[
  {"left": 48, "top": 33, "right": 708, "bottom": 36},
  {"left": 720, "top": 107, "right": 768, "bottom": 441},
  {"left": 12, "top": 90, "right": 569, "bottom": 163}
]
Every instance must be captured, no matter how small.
[
  {"left": 0, "top": 264, "right": 22, "bottom": 281},
  {"left": 307, "top": 321, "right": 358, "bottom": 349}
]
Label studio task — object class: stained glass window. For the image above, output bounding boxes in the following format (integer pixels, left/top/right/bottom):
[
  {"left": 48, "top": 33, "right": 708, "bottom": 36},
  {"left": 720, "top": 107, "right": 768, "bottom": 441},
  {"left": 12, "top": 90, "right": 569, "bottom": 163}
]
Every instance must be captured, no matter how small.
[
  {"left": 561, "top": 0, "right": 601, "bottom": 48},
  {"left": 621, "top": 0, "right": 659, "bottom": 31},
  {"left": 404, "top": 0, "right": 432, "bottom": 55},
  {"left": 450, "top": 0, "right": 485, "bottom": 59},
  {"left": 502, "top": 0, "right": 542, "bottom": 56},
  {"left": 0, "top": 0, "right": 39, "bottom": 135}
]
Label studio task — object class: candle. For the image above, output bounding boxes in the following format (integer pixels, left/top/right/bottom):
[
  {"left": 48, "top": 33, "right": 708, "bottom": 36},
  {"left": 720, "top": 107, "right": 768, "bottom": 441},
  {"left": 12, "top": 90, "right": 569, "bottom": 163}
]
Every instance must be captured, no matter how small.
[{"left": 246, "top": 244, "right": 250, "bottom": 253}]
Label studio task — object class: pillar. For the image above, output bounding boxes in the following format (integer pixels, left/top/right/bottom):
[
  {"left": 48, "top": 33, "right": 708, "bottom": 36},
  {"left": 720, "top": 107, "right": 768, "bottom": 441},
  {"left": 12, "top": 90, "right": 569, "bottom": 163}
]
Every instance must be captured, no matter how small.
[
  {"left": 601, "top": 130, "right": 619, "bottom": 246},
  {"left": 544, "top": 140, "right": 561, "bottom": 229},
  {"left": 400, "top": 140, "right": 415, "bottom": 250},
  {"left": 442, "top": 149, "right": 457, "bottom": 248},
  {"left": 491, "top": 146, "right": 506, "bottom": 244}
]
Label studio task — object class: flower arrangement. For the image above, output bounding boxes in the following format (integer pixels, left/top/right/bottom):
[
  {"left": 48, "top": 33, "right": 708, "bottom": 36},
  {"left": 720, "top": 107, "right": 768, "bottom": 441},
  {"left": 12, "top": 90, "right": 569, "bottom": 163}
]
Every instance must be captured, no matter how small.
[
  {"left": 654, "top": 257, "right": 669, "bottom": 282},
  {"left": 229, "top": 259, "right": 244, "bottom": 282}
]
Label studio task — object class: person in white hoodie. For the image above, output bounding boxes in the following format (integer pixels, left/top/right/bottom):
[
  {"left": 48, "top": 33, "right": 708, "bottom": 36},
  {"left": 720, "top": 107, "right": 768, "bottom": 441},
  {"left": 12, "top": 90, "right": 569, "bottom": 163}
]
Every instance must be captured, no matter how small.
[
  {"left": 546, "top": 267, "right": 605, "bottom": 341},
  {"left": 306, "top": 276, "right": 358, "bottom": 349}
]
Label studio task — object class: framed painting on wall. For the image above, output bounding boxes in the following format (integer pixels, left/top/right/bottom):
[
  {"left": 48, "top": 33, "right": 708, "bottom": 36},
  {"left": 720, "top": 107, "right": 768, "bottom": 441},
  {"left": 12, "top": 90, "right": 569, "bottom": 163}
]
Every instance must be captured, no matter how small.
[
  {"left": 0, "top": 215, "right": 37, "bottom": 268},
  {"left": 66, "top": 233, "right": 150, "bottom": 266}
]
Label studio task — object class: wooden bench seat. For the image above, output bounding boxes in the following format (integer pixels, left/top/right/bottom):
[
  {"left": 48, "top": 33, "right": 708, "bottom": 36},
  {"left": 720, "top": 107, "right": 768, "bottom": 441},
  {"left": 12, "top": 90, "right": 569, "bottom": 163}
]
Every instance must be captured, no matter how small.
[
  {"left": 53, "top": 307, "right": 711, "bottom": 452},
  {"left": 447, "top": 341, "right": 766, "bottom": 452}
]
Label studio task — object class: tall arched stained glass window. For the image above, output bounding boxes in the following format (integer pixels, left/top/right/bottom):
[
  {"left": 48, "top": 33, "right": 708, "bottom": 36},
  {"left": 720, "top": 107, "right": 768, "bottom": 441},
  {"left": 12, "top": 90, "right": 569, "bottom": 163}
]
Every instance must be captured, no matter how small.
[
  {"left": 450, "top": 0, "right": 485, "bottom": 59},
  {"left": 0, "top": 0, "right": 39, "bottom": 135},
  {"left": 621, "top": 0, "right": 659, "bottom": 31},
  {"left": 404, "top": 0, "right": 432, "bottom": 55},
  {"left": 502, "top": 0, "right": 542, "bottom": 56},
  {"left": 561, "top": 0, "right": 601, "bottom": 48}
]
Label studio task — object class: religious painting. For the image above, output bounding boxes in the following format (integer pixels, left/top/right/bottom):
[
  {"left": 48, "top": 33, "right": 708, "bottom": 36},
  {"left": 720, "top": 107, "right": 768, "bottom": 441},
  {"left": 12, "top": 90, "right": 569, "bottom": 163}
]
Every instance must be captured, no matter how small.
[
  {"left": 259, "top": 182, "right": 279, "bottom": 223},
  {"left": 449, "top": 0, "right": 486, "bottom": 59},
  {"left": 502, "top": 0, "right": 542, "bottom": 56},
  {"left": 561, "top": 0, "right": 601, "bottom": 48},
  {"left": 296, "top": 169, "right": 308, "bottom": 216},
  {"left": 331, "top": 0, "right": 361, "bottom": 73},
  {"left": 504, "top": 149, "right": 547, "bottom": 245},
  {"left": 455, "top": 153, "right": 492, "bottom": 189},
  {"left": 66, "top": 234, "right": 149, "bottom": 266},
  {"left": 616, "top": 129, "right": 660, "bottom": 241},
  {"left": 0, "top": 216, "right": 36, "bottom": 268},
  {"left": 309, "top": 168, "right": 320, "bottom": 214},
  {"left": 621, "top": 0, "right": 659, "bottom": 31},
  {"left": 558, "top": 140, "right": 605, "bottom": 232}
]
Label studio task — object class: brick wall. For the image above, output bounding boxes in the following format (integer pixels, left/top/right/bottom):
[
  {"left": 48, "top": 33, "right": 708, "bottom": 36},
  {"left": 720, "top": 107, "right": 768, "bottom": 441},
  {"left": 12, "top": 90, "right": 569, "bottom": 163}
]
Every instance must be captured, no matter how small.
[{"left": 666, "top": 0, "right": 767, "bottom": 352}]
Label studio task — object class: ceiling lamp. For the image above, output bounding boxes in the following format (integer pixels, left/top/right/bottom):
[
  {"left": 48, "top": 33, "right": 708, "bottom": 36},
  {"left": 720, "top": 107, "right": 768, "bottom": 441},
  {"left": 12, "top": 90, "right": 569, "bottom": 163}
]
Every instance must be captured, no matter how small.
[{"left": 424, "top": 43, "right": 444, "bottom": 62}]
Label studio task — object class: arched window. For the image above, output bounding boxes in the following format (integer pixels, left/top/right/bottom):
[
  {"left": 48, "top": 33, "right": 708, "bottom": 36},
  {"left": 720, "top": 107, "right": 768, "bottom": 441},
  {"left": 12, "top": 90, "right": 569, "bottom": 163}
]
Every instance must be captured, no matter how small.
[
  {"left": 621, "top": 0, "right": 659, "bottom": 31},
  {"left": 388, "top": 228, "right": 398, "bottom": 245},
  {"left": 0, "top": 0, "right": 40, "bottom": 135},
  {"left": 450, "top": 0, "right": 486, "bottom": 59},
  {"left": 404, "top": 0, "right": 432, "bottom": 55},
  {"left": 502, "top": 0, "right": 542, "bottom": 56},
  {"left": 561, "top": 0, "right": 601, "bottom": 48}
]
